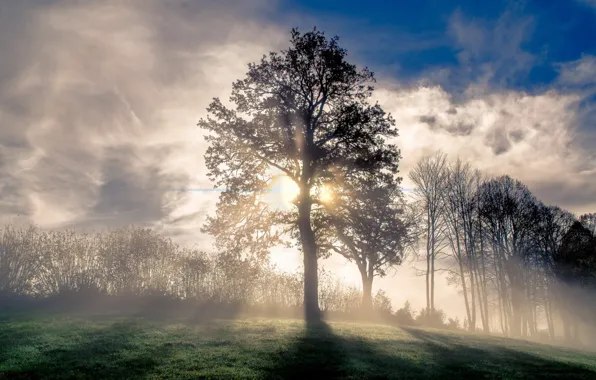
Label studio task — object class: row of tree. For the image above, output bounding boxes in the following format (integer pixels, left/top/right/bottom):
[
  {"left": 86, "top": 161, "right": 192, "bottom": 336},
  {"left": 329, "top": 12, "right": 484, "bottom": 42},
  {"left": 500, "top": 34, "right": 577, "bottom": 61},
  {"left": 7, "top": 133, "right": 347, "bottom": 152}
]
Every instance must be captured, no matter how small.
[
  {"left": 410, "top": 152, "right": 596, "bottom": 341},
  {"left": 0, "top": 224, "right": 369, "bottom": 315},
  {"left": 0, "top": 223, "right": 465, "bottom": 329}
]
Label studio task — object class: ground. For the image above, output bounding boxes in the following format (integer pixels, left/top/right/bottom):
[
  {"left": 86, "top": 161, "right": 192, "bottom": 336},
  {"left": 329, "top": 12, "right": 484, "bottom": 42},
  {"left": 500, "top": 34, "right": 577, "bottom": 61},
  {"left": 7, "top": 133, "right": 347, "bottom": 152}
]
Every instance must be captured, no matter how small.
[{"left": 1, "top": 313, "right": 595, "bottom": 379}]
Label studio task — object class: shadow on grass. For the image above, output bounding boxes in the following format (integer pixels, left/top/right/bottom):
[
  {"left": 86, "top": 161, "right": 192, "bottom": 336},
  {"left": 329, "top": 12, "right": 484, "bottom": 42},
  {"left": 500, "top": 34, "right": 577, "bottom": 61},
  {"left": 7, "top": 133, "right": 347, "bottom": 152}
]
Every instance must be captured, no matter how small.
[
  {"left": 268, "top": 321, "right": 421, "bottom": 380},
  {"left": 269, "top": 323, "right": 596, "bottom": 379},
  {"left": 0, "top": 320, "right": 174, "bottom": 380},
  {"left": 403, "top": 327, "right": 596, "bottom": 379},
  {"left": 2, "top": 315, "right": 595, "bottom": 379}
]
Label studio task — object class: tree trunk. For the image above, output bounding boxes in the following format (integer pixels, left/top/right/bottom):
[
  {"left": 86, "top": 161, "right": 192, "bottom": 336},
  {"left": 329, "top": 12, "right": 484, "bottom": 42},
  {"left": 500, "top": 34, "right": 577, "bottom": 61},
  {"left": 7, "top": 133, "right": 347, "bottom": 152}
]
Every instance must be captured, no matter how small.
[
  {"left": 431, "top": 244, "right": 435, "bottom": 311},
  {"left": 470, "top": 266, "right": 477, "bottom": 332},
  {"left": 430, "top": 214, "right": 436, "bottom": 311},
  {"left": 426, "top": 215, "right": 431, "bottom": 312},
  {"left": 298, "top": 194, "right": 320, "bottom": 322},
  {"left": 478, "top": 203, "right": 490, "bottom": 333},
  {"left": 508, "top": 260, "right": 523, "bottom": 337},
  {"left": 545, "top": 282, "right": 555, "bottom": 340},
  {"left": 426, "top": 247, "right": 431, "bottom": 312},
  {"left": 458, "top": 258, "right": 473, "bottom": 331},
  {"left": 360, "top": 269, "right": 373, "bottom": 311}
]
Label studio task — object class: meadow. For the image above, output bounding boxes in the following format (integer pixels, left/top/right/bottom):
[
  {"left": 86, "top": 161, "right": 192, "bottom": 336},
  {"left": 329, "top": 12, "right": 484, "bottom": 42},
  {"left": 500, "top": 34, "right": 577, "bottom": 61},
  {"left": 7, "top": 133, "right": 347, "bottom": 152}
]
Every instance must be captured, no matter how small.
[{"left": 1, "top": 313, "right": 595, "bottom": 379}]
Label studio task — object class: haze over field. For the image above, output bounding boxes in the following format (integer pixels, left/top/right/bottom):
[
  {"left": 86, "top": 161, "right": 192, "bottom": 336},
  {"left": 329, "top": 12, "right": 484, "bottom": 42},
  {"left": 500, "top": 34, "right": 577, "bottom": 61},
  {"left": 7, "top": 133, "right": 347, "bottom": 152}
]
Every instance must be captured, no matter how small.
[{"left": 1, "top": 0, "right": 595, "bottom": 320}]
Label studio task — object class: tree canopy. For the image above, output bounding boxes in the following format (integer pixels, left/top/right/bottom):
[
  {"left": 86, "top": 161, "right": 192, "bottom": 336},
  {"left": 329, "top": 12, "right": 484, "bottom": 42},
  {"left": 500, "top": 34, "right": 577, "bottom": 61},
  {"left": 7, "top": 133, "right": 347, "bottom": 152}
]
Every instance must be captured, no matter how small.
[{"left": 198, "top": 27, "right": 400, "bottom": 321}]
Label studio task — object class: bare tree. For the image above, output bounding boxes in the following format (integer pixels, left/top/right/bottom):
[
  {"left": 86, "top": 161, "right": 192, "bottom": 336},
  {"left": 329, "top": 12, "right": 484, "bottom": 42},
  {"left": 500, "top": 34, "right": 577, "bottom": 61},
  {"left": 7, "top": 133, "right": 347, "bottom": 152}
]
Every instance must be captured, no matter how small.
[
  {"left": 442, "top": 158, "right": 488, "bottom": 332},
  {"left": 580, "top": 213, "right": 596, "bottom": 238},
  {"left": 478, "top": 176, "right": 540, "bottom": 337},
  {"left": 409, "top": 151, "right": 449, "bottom": 312}
]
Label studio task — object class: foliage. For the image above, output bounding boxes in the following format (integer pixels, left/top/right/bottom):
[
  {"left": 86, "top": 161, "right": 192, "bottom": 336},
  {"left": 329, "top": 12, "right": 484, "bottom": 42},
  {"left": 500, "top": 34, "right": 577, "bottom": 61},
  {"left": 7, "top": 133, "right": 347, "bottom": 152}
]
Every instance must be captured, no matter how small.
[
  {"left": 372, "top": 289, "right": 393, "bottom": 315},
  {"left": 0, "top": 224, "right": 367, "bottom": 317},
  {"left": 416, "top": 307, "right": 447, "bottom": 328},
  {"left": 394, "top": 301, "right": 416, "bottom": 325},
  {"left": 198, "top": 27, "right": 400, "bottom": 320}
]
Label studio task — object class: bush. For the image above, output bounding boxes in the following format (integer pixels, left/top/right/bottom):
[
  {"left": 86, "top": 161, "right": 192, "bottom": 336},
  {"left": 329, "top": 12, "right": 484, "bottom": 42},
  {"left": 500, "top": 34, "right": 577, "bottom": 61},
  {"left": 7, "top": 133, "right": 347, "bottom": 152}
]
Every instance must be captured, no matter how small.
[
  {"left": 446, "top": 317, "right": 460, "bottom": 330},
  {"left": 416, "top": 308, "right": 446, "bottom": 328},
  {"left": 373, "top": 290, "right": 393, "bottom": 315},
  {"left": 394, "top": 301, "right": 416, "bottom": 325}
]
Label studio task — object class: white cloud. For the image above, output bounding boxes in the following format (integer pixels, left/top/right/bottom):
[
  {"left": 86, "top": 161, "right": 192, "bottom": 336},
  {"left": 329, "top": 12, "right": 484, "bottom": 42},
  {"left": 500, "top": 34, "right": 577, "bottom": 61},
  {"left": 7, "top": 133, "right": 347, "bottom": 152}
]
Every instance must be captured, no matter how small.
[
  {"left": 0, "top": 0, "right": 285, "bottom": 240},
  {"left": 374, "top": 85, "right": 596, "bottom": 213},
  {"left": 445, "top": 6, "right": 535, "bottom": 95},
  {"left": 556, "top": 55, "right": 596, "bottom": 87}
]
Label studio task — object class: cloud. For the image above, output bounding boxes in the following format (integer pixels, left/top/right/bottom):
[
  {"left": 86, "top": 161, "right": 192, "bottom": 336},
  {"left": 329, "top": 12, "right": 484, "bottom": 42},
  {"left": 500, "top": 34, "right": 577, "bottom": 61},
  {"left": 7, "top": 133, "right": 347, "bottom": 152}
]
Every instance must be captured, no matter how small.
[
  {"left": 374, "top": 85, "right": 595, "bottom": 215},
  {"left": 556, "top": 55, "right": 596, "bottom": 88},
  {"left": 1, "top": 0, "right": 595, "bottom": 322},
  {"left": 412, "top": 5, "right": 536, "bottom": 96},
  {"left": 0, "top": 0, "right": 285, "bottom": 240}
]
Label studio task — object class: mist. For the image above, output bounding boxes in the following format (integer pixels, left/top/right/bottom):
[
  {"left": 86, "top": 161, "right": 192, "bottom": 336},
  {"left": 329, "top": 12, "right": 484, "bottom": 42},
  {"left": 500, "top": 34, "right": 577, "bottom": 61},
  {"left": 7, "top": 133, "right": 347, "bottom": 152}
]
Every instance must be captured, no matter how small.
[{"left": 1, "top": 0, "right": 595, "bottom": 357}]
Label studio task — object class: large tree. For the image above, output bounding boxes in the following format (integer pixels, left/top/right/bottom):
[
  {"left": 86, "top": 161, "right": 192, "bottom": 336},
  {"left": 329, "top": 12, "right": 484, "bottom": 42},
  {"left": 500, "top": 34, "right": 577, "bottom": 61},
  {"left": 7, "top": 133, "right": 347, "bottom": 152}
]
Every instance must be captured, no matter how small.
[{"left": 198, "top": 28, "right": 399, "bottom": 321}]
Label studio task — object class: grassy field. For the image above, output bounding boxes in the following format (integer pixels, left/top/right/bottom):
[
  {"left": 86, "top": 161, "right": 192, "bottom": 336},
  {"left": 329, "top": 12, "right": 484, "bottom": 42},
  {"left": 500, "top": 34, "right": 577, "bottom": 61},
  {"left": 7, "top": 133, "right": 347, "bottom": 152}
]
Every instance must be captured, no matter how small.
[{"left": 1, "top": 313, "right": 595, "bottom": 379}]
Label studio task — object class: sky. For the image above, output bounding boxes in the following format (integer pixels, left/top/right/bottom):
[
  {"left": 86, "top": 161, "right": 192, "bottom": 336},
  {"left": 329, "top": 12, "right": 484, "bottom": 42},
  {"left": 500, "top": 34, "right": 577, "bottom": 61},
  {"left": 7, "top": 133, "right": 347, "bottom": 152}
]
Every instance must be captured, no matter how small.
[{"left": 0, "top": 0, "right": 595, "bottom": 319}]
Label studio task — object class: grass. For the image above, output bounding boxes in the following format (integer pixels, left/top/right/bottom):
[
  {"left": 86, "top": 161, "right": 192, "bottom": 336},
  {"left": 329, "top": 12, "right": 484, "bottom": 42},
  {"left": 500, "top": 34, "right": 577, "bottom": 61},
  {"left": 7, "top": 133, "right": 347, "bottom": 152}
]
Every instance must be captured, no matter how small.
[{"left": 1, "top": 313, "right": 595, "bottom": 379}]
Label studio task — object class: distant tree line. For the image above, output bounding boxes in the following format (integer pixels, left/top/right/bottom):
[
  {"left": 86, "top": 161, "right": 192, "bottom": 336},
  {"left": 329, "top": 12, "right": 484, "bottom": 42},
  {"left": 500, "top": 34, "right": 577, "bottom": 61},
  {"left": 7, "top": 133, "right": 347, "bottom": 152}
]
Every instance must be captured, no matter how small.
[
  {"left": 410, "top": 152, "right": 596, "bottom": 343},
  {"left": 0, "top": 225, "right": 353, "bottom": 316}
]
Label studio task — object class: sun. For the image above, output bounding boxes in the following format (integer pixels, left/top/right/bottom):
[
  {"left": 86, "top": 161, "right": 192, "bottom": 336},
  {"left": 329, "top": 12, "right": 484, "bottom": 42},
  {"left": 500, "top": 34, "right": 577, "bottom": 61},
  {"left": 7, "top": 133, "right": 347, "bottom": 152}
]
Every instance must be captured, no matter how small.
[
  {"left": 262, "top": 176, "right": 334, "bottom": 209},
  {"left": 278, "top": 175, "right": 300, "bottom": 204},
  {"left": 262, "top": 175, "right": 299, "bottom": 210},
  {"left": 318, "top": 185, "right": 334, "bottom": 203}
]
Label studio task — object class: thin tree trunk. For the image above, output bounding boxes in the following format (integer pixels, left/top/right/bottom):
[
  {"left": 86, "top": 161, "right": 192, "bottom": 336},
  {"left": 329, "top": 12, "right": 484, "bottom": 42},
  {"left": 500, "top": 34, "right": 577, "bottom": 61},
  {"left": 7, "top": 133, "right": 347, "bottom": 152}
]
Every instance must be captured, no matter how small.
[
  {"left": 470, "top": 268, "right": 477, "bottom": 332},
  {"left": 545, "top": 282, "right": 555, "bottom": 340},
  {"left": 458, "top": 258, "right": 473, "bottom": 330},
  {"left": 431, "top": 239, "right": 435, "bottom": 311},
  {"left": 473, "top": 265, "right": 486, "bottom": 332},
  {"left": 426, "top": 212, "right": 431, "bottom": 312}
]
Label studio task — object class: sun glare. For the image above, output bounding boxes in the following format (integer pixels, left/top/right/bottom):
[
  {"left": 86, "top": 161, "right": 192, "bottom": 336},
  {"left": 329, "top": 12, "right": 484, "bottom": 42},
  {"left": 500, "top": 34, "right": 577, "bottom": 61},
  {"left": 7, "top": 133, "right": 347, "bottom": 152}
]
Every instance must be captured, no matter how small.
[
  {"left": 263, "top": 175, "right": 300, "bottom": 210},
  {"left": 263, "top": 176, "right": 334, "bottom": 209},
  {"left": 279, "top": 176, "right": 300, "bottom": 204},
  {"left": 318, "top": 185, "right": 334, "bottom": 203}
]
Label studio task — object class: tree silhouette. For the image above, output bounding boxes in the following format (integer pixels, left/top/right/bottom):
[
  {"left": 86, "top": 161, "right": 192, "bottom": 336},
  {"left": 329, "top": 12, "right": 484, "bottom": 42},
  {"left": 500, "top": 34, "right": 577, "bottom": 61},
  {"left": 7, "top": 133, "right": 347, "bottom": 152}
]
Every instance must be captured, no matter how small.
[
  {"left": 478, "top": 176, "right": 541, "bottom": 337},
  {"left": 409, "top": 152, "right": 449, "bottom": 312},
  {"left": 580, "top": 213, "right": 596, "bottom": 238},
  {"left": 323, "top": 170, "right": 411, "bottom": 310},
  {"left": 198, "top": 28, "right": 399, "bottom": 321}
]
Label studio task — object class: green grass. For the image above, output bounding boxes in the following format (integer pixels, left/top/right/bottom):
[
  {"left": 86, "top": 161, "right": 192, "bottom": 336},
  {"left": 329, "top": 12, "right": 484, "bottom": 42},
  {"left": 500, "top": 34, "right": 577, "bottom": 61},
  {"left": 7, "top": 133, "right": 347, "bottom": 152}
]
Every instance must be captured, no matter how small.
[{"left": 1, "top": 313, "right": 595, "bottom": 379}]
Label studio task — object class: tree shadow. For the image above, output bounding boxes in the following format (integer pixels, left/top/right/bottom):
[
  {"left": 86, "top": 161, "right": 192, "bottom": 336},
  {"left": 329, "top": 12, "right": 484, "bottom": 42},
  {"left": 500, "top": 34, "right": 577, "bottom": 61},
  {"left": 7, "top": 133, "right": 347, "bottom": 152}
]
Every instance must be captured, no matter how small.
[
  {"left": 3, "top": 314, "right": 595, "bottom": 379},
  {"left": 403, "top": 327, "right": 596, "bottom": 379},
  {"left": 267, "top": 321, "right": 346, "bottom": 379},
  {"left": 267, "top": 322, "right": 596, "bottom": 379},
  {"left": 267, "top": 321, "right": 422, "bottom": 380}
]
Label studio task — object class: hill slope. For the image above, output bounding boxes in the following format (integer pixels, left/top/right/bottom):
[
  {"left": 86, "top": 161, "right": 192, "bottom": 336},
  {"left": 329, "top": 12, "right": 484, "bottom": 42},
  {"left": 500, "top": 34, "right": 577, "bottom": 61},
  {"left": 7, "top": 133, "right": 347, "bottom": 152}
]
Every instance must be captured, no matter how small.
[{"left": 1, "top": 314, "right": 595, "bottom": 379}]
